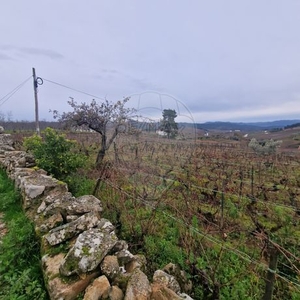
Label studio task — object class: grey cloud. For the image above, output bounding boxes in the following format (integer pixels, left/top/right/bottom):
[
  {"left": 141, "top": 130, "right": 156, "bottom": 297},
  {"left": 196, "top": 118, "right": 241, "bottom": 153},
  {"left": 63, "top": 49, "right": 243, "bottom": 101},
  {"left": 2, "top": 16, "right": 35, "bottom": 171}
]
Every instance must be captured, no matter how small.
[
  {"left": 0, "top": 45, "right": 64, "bottom": 60},
  {"left": 1, "top": 1, "right": 300, "bottom": 122},
  {"left": 20, "top": 47, "right": 64, "bottom": 59},
  {"left": 0, "top": 45, "right": 13, "bottom": 50},
  {"left": 93, "top": 69, "right": 120, "bottom": 80},
  {"left": 101, "top": 69, "right": 118, "bottom": 74},
  {"left": 93, "top": 69, "right": 160, "bottom": 91},
  {"left": 0, "top": 53, "right": 14, "bottom": 60},
  {"left": 119, "top": 71, "right": 163, "bottom": 92},
  {"left": 128, "top": 76, "right": 159, "bottom": 91}
]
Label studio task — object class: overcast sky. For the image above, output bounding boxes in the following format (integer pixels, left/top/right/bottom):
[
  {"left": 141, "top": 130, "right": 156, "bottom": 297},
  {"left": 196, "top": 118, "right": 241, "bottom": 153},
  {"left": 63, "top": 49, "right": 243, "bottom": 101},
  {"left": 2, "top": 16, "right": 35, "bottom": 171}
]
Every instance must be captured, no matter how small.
[{"left": 1, "top": 1, "right": 300, "bottom": 123}]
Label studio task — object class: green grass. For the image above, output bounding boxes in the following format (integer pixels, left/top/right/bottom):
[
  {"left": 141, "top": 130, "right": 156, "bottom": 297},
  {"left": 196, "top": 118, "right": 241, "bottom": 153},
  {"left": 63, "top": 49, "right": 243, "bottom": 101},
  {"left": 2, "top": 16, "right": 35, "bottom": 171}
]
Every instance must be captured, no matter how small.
[{"left": 0, "top": 168, "right": 48, "bottom": 300}]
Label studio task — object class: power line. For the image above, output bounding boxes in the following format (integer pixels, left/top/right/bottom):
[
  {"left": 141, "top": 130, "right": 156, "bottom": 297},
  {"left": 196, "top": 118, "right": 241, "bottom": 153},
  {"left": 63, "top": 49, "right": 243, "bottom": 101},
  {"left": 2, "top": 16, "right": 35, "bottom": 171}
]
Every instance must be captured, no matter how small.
[
  {"left": 0, "top": 76, "right": 32, "bottom": 107},
  {"left": 42, "top": 78, "right": 105, "bottom": 101}
]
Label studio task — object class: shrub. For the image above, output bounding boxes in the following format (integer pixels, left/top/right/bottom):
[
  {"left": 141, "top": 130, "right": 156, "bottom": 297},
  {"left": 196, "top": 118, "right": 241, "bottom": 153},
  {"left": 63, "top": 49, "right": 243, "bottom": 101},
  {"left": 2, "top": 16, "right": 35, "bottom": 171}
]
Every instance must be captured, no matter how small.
[
  {"left": 65, "top": 173, "right": 94, "bottom": 197},
  {"left": 248, "top": 138, "right": 282, "bottom": 155},
  {"left": 24, "top": 127, "right": 86, "bottom": 179}
]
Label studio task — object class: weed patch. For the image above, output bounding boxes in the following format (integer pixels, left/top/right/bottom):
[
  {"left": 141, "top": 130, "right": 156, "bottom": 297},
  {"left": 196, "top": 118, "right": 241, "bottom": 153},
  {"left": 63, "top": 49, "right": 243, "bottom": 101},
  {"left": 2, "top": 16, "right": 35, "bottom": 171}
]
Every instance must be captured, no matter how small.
[{"left": 0, "top": 168, "right": 48, "bottom": 299}]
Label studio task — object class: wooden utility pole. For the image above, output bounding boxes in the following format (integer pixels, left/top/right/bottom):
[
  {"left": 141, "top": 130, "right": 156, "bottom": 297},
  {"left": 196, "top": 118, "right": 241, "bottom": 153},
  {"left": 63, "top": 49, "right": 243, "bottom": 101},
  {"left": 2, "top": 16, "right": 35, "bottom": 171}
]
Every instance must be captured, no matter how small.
[{"left": 32, "top": 67, "right": 40, "bottom": 135}]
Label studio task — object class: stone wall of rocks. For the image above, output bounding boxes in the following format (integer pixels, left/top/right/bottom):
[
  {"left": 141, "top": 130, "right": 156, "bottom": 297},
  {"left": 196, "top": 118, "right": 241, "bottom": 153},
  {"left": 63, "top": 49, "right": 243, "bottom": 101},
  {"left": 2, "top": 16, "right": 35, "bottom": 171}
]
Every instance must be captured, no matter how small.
[{"left": 0, "top": 133, "right": 193, "bottom": 300}]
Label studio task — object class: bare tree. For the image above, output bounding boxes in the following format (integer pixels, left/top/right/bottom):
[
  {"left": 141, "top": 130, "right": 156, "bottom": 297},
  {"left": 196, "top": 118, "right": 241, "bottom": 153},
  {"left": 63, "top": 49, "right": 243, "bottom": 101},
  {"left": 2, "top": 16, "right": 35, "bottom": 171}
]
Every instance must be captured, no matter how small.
[{"left": 53, "top": 97, "right": 135, "bottom": 168}]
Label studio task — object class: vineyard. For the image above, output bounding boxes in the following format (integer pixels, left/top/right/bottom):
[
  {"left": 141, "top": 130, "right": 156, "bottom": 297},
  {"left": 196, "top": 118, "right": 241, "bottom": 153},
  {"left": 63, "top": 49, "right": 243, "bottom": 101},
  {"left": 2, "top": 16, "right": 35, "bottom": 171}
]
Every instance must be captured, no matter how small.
[
  {"left": 10, "top": 126, "right": 300, "bottom": 299},
  {"left": 87, "top": 131, "right": 300, "bottom": 299}
]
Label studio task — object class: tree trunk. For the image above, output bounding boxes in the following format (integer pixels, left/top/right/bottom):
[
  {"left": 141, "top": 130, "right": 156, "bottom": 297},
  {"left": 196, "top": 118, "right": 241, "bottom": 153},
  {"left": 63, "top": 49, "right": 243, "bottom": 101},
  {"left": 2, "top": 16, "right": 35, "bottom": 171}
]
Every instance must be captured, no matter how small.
[
  {"left": 95, "top": 126, "right": 120, "bottom": 168},
  {"left": 93, "top": 161, "right": 110, "bottom": 195},
  {"left": 114, "top": 142, "right": 120, "bottom": 163},
  {"left": 96, "top": 134, "right": 107, "bottom": 167},
  {"left": 96, "top": 149, "right": 106, "bottom": 167}
]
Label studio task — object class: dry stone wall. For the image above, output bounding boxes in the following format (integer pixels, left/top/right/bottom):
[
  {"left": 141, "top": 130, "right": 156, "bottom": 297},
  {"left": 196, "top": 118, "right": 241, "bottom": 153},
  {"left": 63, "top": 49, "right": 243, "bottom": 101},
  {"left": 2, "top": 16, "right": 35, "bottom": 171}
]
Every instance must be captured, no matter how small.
[{"left": 0, "top": 133, "right": 193, "bottom": 300}]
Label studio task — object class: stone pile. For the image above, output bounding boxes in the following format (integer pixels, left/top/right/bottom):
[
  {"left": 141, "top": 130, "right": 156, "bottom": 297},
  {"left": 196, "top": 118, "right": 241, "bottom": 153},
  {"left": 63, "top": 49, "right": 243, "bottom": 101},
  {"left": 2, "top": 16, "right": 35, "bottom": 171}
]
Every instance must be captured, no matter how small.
[{"left": 0, "top": 133, "right": 193, "bottom": 300}]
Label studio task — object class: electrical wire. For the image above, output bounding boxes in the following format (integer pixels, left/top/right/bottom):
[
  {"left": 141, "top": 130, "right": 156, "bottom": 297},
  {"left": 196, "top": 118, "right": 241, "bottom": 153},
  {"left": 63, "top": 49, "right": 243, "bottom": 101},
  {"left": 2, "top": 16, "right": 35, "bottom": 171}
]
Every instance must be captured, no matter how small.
[
  {"left": 42, "top": 78, "right": 105, "bottom": 101},
  {"left": 0, "top": 76, "right": 32, "bottom": 107}
]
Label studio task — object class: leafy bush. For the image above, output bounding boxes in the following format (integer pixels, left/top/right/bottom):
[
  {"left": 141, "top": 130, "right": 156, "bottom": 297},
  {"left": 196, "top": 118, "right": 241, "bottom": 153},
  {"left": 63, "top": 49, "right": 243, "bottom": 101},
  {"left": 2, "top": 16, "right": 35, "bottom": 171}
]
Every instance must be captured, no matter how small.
[
  {"left": 65, "top": 173, "right": 95, "bottom": 197},
  {"left": 248, "top": 138, "right": 282, "bottom": 155},
  {"left": 24, "top": 127, "right": 86, "bottom": 179}
]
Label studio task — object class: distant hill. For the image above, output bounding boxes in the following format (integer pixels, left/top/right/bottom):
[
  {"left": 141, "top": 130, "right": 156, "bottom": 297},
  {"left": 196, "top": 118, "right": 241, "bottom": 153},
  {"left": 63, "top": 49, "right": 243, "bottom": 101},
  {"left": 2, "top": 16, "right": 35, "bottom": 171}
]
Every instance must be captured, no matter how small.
[
  {"left": 245, "top": 120, "right": 300, "bottom": 128},
  {"left": 189, "top": 120, "right": 300, "bottom": 132},
  {"left": 1, "top": 119, "right": 299, "bottom": 133},
  {"left": 284, "top": 122, "right": 300, "bottom": 129},
  {"left": 193, "top": 122, "right": 261, "bottom": 131}
]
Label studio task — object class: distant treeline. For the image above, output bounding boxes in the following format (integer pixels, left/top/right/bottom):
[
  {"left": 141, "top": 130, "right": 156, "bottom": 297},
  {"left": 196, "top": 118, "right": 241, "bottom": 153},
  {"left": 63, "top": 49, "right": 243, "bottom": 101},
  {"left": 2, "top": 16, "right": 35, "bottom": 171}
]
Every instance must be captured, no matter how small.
[
  {"left": 284, "top": 122, "right": 300, "bottom": 130},
  {"left": 1, "top": 120, "right": 299, "bottom": 133},
  {"left": 0, "top": 121, "right": 62, "bottom": 132}
]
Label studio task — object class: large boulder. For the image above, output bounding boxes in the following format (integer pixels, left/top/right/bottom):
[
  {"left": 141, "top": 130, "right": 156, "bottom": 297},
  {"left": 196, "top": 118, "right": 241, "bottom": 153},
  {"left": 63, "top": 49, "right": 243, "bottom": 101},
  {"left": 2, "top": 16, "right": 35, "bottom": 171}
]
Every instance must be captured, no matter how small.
[
  {"left": 125, "top": 254, "right": 147, "bottom": 273},
  {"left": 0, "top": 133, "right": 13, "bottom": 148},
  {"left": 60, "top": 221, "right": 118, "bottom": 276},
  {"left": 100, "top": 255, "right": 120, "bottom": 280},
  {"left": 109, "top": 286, "right": 124, "bottom": 300},
  {"left": 2, "top": 151, "right": 35, "bottom": 172},
  {"left": 124, "top": 269, "right": 152, "bottom": 300},
  {"left": 83, "top": 275, "right": 111, "bottom": 300},
  {"left": 151, "top": 283, "right": 184, "bottom": 300},
  {"left": 39, "top": 194, "right": 103, "bottom": 223},
  {"left": 18, "top": 173, "right": 68, "bottom": 212},
  {"left": 162, "top": 263, "right": 193, "bottom": 293},
  {"left": 44, "top": 211, "right": 101, "bottom": 246},
  {"left": 13, "top": 167, "right": 47, "bottom": 185},
  {"left": 153, "top": 270, "right": 181, "bottom": 294},
  {"left": 42, "top": 253, "right": 100, "bottom": 300},
  {"left": 36, "top": 212, "right": 64, "bottom": 235},
  {"left": 38, "top": 192, "right": 74, "bottom": 217},
  {"left": 25, "top": 183, "right": 45, "bottom": 199},
  {"left": 64, "top": 195, "right": 103, "bottom": 215}
]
